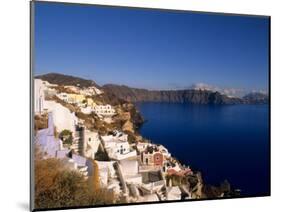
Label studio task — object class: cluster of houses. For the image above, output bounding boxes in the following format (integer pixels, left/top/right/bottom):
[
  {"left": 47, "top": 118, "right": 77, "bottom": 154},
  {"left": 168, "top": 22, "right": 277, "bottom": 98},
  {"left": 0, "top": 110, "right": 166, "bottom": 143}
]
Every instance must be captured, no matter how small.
[
  {"left": 35, "top": 112, "right": 91, "bottom": 178},
  {"left": 56, "top": 92, "right": 116, "bottom": 118},
  {"left": 64, "top": 84, "right": 103, "bottom": 96},
  {"left": 34, "top": 79, "right": 102, "bottom": 179},
  {"left": 34, "top": 78, "right": 194, "bottom": 203},
  {"left": 98, "top": 130, "right": 194, "bottom": 202},
  {"left": 34, "top": 79, "right": 116, "bottom": 118}
]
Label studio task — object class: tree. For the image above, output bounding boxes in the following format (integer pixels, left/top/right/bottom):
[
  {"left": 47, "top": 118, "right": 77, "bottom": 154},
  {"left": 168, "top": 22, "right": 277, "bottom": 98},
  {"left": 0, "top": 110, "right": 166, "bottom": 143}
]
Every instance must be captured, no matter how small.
[
  {"left": 87, "top": 160, "right": 115, "bottom": 205},
  {"left": 90, "top": 160, "right": 100, "bottom": 191},
  {"left": 59, "top": 129, "right": 73, "bottom": 145}
]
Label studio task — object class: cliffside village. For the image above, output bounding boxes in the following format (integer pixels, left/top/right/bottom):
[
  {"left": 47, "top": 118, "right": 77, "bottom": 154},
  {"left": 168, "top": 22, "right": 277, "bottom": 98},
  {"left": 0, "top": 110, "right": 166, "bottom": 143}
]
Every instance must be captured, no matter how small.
[{"left": 34, "top": 79, "right": 205, "bottom": 204}]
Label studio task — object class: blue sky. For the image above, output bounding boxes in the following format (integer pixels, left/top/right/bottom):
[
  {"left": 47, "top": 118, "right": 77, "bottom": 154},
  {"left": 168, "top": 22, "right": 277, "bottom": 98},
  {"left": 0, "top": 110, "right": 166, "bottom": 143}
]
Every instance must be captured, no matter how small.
[{"left": 34, "top": 2, "right": 269, "bottom": 93}]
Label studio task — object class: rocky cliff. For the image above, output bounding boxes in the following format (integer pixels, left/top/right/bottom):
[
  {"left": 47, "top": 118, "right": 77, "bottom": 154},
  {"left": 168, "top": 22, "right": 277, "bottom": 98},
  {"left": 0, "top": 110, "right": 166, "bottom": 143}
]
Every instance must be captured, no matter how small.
[
  {"left": 36, "top": 73, "right": 268, "bottom": 105},
  {"left": 102, "top": 84, "right": 244, "bottom": 105},
  {"left": 243, "top": 92, "right": 269, "bottom": 104}
]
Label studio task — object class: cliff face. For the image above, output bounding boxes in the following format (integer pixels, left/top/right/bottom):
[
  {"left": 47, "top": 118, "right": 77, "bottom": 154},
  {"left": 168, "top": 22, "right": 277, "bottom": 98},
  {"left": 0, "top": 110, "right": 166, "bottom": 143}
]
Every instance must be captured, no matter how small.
[
  {"left": 102, "top": 84, "right": 244, "bottom": 105},
  {"left": 36, "top": 73, "right": 268, "bottom": 105},
  {"left": 243, "top": 92, "right": 269, "bottom": 104}
]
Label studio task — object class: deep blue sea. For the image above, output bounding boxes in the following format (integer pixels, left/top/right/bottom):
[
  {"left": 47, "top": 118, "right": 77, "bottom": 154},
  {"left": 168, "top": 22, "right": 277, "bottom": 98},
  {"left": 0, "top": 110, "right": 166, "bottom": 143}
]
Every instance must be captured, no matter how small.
[{"left": 136, "top": 103, "right": 270, "bottom": 196}]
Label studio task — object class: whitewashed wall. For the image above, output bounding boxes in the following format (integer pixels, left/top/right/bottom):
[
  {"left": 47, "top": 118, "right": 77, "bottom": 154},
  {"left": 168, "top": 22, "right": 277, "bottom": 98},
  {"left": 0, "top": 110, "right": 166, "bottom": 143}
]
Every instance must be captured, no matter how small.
[{"left": 44, "top": 100, "right": 78, "bottom": 133}]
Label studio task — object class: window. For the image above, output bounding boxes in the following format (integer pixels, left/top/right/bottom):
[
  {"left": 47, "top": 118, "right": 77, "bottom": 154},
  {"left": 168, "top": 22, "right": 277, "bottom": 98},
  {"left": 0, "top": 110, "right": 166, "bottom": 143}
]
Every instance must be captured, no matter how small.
[{"left": 88, "top": 138, "right": 91, "bottom": 142}]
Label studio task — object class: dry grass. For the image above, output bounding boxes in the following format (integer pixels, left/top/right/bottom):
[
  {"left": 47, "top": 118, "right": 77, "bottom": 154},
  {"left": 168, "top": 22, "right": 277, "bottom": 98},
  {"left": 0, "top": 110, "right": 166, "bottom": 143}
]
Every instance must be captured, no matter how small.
[
  {"left": 34, "top": 157, "right": 116, "bottom": 209},
  {"left": 34, "top": 114, "right": 48, "bottom": 131}
]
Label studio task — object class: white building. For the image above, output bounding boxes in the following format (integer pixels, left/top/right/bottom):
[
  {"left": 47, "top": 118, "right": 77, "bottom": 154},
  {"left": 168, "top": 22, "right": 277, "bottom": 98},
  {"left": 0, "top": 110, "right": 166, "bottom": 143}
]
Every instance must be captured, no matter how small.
[
  {"left": 120, "top": 159, "right": 142, "bottom": 184},
  {"left": 96, "top": 161, "right": 122, "bottom": 195},
  {"left": 93, "top": 104, "right": 116, "bottom": 116},
  {"left": 56, "top": 92, "right": 69, "bottom": 102},
  {"left": 157, "top": 144, "right": 171, "bottom": 159},
  {"left": 83, "top": 130, "right": 100, "bottom": 159},
  {"left": 107, "top": 130, "right": 128, "bottom": 142},
  {"left": 35, "top": 112, "right": 89, "bottom": 178},
  {"left": 70, "top": 125, "right": 101, "bottom": 159},
  {"left": 136, "top": 142, "right": 149, "bottom": 153},
  {"left": 102, "top": 132, "right": 136, "bottom": 160},
  {"left": 43, "top": 100, "right": 78, "bottom": 133},
  {"left": 35, "top": 112, "right": 63, "bottom": 158},
  {"left": 105, "top": 140, "right": 136, "bottom": 160},
  {"left": 34, "top": 79, "right": 46, "bottom": 114}
]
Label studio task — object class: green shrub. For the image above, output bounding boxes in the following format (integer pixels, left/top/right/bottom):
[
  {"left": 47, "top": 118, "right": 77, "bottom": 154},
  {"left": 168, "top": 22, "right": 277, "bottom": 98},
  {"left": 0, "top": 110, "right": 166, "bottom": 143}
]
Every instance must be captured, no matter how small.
[{"left": 59, "top": 129, "right": 73, "bottom": 145}]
